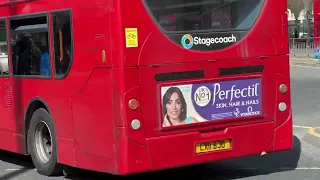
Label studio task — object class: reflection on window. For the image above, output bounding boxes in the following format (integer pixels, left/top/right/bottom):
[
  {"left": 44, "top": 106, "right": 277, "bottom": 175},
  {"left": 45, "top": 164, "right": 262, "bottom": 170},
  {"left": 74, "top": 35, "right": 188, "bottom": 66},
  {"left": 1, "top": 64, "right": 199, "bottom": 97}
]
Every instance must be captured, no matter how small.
[
  {"left": 10, "top": 16, "right": 50, "bottom": 76},
  {"left": 144, "top": 0, "right": 265, "bottom": 31},
  {"left": 53, "top": 10, "right": 72, "bottom": 78},
  {"left": 0, "top": 20, "right": 8, "bottom": 76}
]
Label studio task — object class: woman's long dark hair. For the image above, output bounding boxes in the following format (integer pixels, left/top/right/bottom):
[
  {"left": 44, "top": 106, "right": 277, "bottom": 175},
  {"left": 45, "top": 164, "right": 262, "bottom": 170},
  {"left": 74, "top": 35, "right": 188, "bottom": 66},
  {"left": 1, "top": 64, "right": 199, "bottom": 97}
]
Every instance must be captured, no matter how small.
[{"left": 162, "top": 87, "right": 187, "bottom": 125}]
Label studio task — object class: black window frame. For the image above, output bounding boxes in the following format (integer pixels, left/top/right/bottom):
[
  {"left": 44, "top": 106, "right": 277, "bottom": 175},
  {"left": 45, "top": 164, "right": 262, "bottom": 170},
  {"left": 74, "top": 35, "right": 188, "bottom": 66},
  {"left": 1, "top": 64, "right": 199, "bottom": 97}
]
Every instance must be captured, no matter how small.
[
  {"left": 0, "top": 17, "right": 9, "bottom": 78},
  {"left": 51, "top": 8, "right": 73, "bottom": 80},
  {"left": 9, "top": 12, "right": 51, "bottom": 79}
]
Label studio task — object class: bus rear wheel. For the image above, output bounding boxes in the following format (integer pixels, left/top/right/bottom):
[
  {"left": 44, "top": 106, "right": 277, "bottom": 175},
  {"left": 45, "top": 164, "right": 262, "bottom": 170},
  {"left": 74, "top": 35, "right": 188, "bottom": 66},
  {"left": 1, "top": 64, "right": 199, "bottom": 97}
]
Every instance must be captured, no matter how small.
[{"left": 27, "top": 108, "right": 62, "bottom": 176}]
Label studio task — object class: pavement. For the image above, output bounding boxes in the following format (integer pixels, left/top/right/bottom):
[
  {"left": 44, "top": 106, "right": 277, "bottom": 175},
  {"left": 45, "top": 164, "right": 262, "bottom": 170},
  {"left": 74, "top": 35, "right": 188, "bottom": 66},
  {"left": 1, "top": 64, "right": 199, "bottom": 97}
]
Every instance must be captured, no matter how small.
[
  {"left": 2, "top": 61, "right": 320, "bottom": 179},
  {"left": 290, "top": 56, "right": 320, "bottom": 67}
]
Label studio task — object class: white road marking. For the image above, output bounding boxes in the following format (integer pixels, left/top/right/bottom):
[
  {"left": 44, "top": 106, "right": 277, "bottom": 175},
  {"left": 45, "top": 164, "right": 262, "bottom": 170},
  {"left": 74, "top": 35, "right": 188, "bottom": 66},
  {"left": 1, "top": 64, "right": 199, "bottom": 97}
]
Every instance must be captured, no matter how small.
[
  {"left": 294, "top": 167, "right": 320, "bottom": 170},
  {"left": 291, "top": 64, "right": 320, "bottom": 69},
  {"left": 293, "top": 125, "right": 313, "bottom": 129},
  {"left": 226, "top": 167, "right": 320, "bottom": 170},
  {"left": 5, "top": 169, "right": 20, "bottom": 171}
]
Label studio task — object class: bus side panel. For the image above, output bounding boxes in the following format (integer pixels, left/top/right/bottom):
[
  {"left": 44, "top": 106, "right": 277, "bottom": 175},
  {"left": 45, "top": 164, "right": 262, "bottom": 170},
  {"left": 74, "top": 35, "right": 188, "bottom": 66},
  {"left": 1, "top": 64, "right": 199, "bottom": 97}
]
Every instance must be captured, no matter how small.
[
  {"left": 68, "top": 5, "right": 112, "bottom": 93},
  {"left": 0, "top": 78, "right": 25, "bottom": 154},
  {"left": 0, "top": 130, "right": 23, "bottom": 153},
  {"left": 17, "top": 79, "right": 77, "bottom": 157},
  {"left": 74, "top": 150, "right": 117, "bottom": 174},
  {"left": 274, "top": 109, "right": 293, "bottom": 151},
  {"left": 115, "top": 127, "right": 151, "bottom": 175},
  {"left": 72, "top": 68, "right": 116, "bottom": 166}
]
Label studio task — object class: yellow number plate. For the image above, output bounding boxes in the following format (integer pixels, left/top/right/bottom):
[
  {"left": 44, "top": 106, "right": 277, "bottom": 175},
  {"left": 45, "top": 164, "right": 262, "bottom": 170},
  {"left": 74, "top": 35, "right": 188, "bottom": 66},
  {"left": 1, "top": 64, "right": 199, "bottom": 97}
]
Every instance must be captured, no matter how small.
[{"left": 196, "top": 140, "right": 231, "bottom": 153}]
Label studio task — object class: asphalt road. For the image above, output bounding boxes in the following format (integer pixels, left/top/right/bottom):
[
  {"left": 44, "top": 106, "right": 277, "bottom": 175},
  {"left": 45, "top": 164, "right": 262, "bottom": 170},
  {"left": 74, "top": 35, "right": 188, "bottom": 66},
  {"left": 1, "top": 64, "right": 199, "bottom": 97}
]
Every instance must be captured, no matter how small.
[
  {"left": 291, "top": 65, "right": 320, "bottom": 127},
  {"left": 1, "top": 65, "right": 320, "bottom": 180}
]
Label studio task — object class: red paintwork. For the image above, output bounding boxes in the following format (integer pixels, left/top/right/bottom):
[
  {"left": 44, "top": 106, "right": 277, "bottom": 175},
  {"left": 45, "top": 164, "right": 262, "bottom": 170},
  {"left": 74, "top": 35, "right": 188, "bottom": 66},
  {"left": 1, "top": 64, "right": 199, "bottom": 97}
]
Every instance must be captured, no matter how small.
[
  {"left": 314, "top": 0, "right": 320, "bottom": 37},
  {"left": 0, "top": 0, "right": 291, "bottom": 176},
  {"left": 147, "top": 121, "right": 275, "bottom": 170}
]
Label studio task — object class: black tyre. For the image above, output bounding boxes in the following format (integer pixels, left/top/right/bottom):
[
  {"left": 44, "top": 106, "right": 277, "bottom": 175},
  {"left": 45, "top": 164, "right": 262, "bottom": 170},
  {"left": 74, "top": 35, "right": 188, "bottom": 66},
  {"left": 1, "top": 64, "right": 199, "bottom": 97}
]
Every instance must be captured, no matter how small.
[
  {"left": 27, "top": 108, "right": 62, "bottom": 176},
  {"left": 63, "top": 165, "right": 76, "bottom": 177}
]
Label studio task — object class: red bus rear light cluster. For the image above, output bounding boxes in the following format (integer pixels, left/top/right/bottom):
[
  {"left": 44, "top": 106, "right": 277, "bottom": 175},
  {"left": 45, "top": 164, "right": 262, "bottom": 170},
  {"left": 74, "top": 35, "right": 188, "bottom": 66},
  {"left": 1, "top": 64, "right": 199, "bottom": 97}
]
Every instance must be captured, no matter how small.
[
  {"left": 128, "top": 99, "right": 139, "bottom": 110},
  {"left": 131, "top": 119, "right": 141, "bottom": 130},
  {"left": 278, "top": 84, "right": 288, "bottom": 112},
  {"left": 275, "top": 72, "right": 291, "bottom": 127},
  {"left": 278, "top": 102, "right": 287, "bottom": 112},
  {"left": 279, "top": 84, "right": 288, "bottom": 94},
  {"left": 128, "top": 99, "right": 141, "bottom": 130}
]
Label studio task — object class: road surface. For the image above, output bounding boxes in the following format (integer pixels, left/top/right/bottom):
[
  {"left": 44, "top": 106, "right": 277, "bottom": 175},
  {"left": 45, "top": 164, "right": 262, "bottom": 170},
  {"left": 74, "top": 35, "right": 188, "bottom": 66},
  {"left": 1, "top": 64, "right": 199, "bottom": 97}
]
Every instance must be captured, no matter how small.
[{"left": 0, "top": 65, "right": 320, "bottom": 180}]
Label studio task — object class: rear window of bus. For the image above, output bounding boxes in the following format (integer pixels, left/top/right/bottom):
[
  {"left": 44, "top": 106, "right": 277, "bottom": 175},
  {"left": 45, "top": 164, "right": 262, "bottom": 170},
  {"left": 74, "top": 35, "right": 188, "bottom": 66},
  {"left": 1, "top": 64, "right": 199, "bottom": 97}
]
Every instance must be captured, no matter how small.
[{"left": 143, "top": 0, "right": 265, "bottom": 32}]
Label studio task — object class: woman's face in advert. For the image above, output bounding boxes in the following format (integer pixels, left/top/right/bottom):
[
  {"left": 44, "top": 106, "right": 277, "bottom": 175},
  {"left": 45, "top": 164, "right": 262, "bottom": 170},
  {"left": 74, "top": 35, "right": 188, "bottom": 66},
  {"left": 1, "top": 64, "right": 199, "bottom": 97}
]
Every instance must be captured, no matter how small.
[{"left": 166, "top": 92, "right": 182, "bottom": 120}]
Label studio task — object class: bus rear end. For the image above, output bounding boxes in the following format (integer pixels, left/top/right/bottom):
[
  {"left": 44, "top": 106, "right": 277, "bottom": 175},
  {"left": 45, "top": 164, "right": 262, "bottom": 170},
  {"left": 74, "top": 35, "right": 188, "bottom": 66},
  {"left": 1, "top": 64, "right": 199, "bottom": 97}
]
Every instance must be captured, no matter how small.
[{"left": 115, "top": 0, "right": 292, "bottom": 174}]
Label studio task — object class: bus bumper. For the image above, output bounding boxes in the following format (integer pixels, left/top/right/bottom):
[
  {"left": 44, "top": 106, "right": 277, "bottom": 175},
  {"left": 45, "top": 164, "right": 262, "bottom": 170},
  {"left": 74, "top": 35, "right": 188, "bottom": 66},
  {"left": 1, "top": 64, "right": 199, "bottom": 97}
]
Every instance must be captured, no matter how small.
[
  {"left": 145, "top": 120, "right": 291, "bottom": 172},
  {"left": 116, "top": 118, "right": 292, "bottom": 175}
]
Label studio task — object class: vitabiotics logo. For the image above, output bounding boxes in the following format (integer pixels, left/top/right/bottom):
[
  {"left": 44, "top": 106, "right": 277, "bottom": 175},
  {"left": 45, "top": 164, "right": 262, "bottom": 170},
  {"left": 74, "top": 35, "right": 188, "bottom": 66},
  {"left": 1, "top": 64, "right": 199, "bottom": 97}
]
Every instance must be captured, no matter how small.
[{"left": 181, "top": 34, "right": 237, "bottom": 49}]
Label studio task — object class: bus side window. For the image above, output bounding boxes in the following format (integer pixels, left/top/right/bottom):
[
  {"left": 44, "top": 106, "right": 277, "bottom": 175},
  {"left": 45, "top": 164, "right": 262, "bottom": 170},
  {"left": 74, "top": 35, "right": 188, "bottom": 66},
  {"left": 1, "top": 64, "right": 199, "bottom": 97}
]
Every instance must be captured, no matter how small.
[
  {"left": 52, "top": 10, "right": 72, "bottom": 78},
  {"left": 10, "top": 15, "right": 49, "bottom": 76},
  {"left": 0, "top": 19, "right": 9, "bottom": 77}
]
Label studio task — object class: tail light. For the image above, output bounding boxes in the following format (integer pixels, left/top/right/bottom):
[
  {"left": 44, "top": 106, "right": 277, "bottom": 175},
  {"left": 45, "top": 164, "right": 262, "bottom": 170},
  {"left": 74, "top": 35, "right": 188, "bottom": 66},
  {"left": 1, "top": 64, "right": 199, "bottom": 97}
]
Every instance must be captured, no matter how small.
[
  {"left": 278, "top": 102, "right": 287, "bottom": 112},
  {"left": 278, "top": 84, "right": 288, "bottom": 112},
  {"left": 131, "top": 119, "right": 141, "bottom": 130},
  {"left": 124, "top": 87, "right": 146, "bottom": 144},
  {"left": 128, "top": 99, "right": 141, "bottom": 130},
  {"left": 275, "top": 74, "right": 291, "bottom": 127},
  {"left": 274, "top": 79, "right": 292, "bottom": 152},
  {"left": 128, "top": 99, "right": 139, "bottom": 110},
  {"left": 279, "top": 84, "right": 288, "bottom": 94}
]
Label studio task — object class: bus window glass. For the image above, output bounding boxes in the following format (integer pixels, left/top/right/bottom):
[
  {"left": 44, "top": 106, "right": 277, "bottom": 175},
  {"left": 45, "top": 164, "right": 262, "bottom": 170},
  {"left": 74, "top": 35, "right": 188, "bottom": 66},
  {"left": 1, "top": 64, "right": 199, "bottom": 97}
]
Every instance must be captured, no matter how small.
[
  {"left": 52, "top": 11, "right": 72, "bottom": 78},
  {"left": 10, "top": 16, "right": 50, "bottom": 76},
  {"left": 0, "top": 19, "right": 8, "bottom": 76},
  {"left": 143, "top": 0, "right": 265, "bottom": 32}
]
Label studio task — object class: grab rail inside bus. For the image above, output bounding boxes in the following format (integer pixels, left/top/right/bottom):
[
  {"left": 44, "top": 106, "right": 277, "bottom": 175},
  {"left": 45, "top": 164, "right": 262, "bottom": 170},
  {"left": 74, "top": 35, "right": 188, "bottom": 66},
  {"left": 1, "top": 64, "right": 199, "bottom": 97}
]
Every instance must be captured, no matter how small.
[{"left": 59, "top": 29, "right": 63, "bottom": 61}]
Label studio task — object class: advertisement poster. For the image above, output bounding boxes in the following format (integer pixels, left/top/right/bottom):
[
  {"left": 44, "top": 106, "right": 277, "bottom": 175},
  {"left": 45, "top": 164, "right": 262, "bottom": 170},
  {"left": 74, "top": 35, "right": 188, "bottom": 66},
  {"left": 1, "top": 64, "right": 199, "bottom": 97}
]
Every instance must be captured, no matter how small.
[{"left": 161, "top": 78, "right": 262, "bottom": 127}]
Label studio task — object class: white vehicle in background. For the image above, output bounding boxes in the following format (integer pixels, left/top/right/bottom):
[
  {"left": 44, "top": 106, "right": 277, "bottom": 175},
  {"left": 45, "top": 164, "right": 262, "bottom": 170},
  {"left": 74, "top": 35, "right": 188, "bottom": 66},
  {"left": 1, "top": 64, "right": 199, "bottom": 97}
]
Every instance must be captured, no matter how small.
[{"left": 0, "top": 53, "right": 8, "bottom": 74}]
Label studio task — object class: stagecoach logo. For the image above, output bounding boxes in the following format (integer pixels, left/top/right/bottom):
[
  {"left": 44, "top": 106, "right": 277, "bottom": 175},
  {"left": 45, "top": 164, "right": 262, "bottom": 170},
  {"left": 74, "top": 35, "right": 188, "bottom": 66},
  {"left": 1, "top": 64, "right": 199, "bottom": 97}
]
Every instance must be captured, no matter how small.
[
  {"left": 181, "top": 34, "right": 194, "bottom": 49},
  {"left": 181, "top": 34, "right": 237, "bottom": 49}
]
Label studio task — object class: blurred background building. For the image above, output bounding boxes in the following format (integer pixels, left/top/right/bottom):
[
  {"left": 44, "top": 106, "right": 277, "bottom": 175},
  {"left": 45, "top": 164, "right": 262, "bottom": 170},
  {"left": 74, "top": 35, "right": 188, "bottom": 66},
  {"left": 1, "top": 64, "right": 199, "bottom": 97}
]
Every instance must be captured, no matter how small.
[{"left": 288, "top": 0, "right": 314, "bottom": 38}]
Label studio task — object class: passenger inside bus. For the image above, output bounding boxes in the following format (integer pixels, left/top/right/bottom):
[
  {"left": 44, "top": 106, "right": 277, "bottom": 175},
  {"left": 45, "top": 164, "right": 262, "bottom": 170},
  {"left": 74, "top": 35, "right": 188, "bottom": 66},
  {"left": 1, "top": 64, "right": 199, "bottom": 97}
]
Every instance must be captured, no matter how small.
[
  {"left": 12, "top": 33, "right": 46, "bottom": 76},
  {"left": 39, "top": 36, "right": 50, "bottom": 76},
  {"left": 10, "top": 15, "right": 49, "bottom": 76}
]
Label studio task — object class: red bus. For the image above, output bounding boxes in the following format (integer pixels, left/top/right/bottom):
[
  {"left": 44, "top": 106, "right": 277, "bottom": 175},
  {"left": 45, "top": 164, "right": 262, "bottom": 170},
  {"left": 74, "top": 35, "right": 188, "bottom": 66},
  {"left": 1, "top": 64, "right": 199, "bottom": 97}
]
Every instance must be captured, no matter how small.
[
  {"left": 314, "top": 0, "right": 320, "bottom": 37},
  {"left": 0, "top": 0, "right": 292, "bottom": 177}
]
